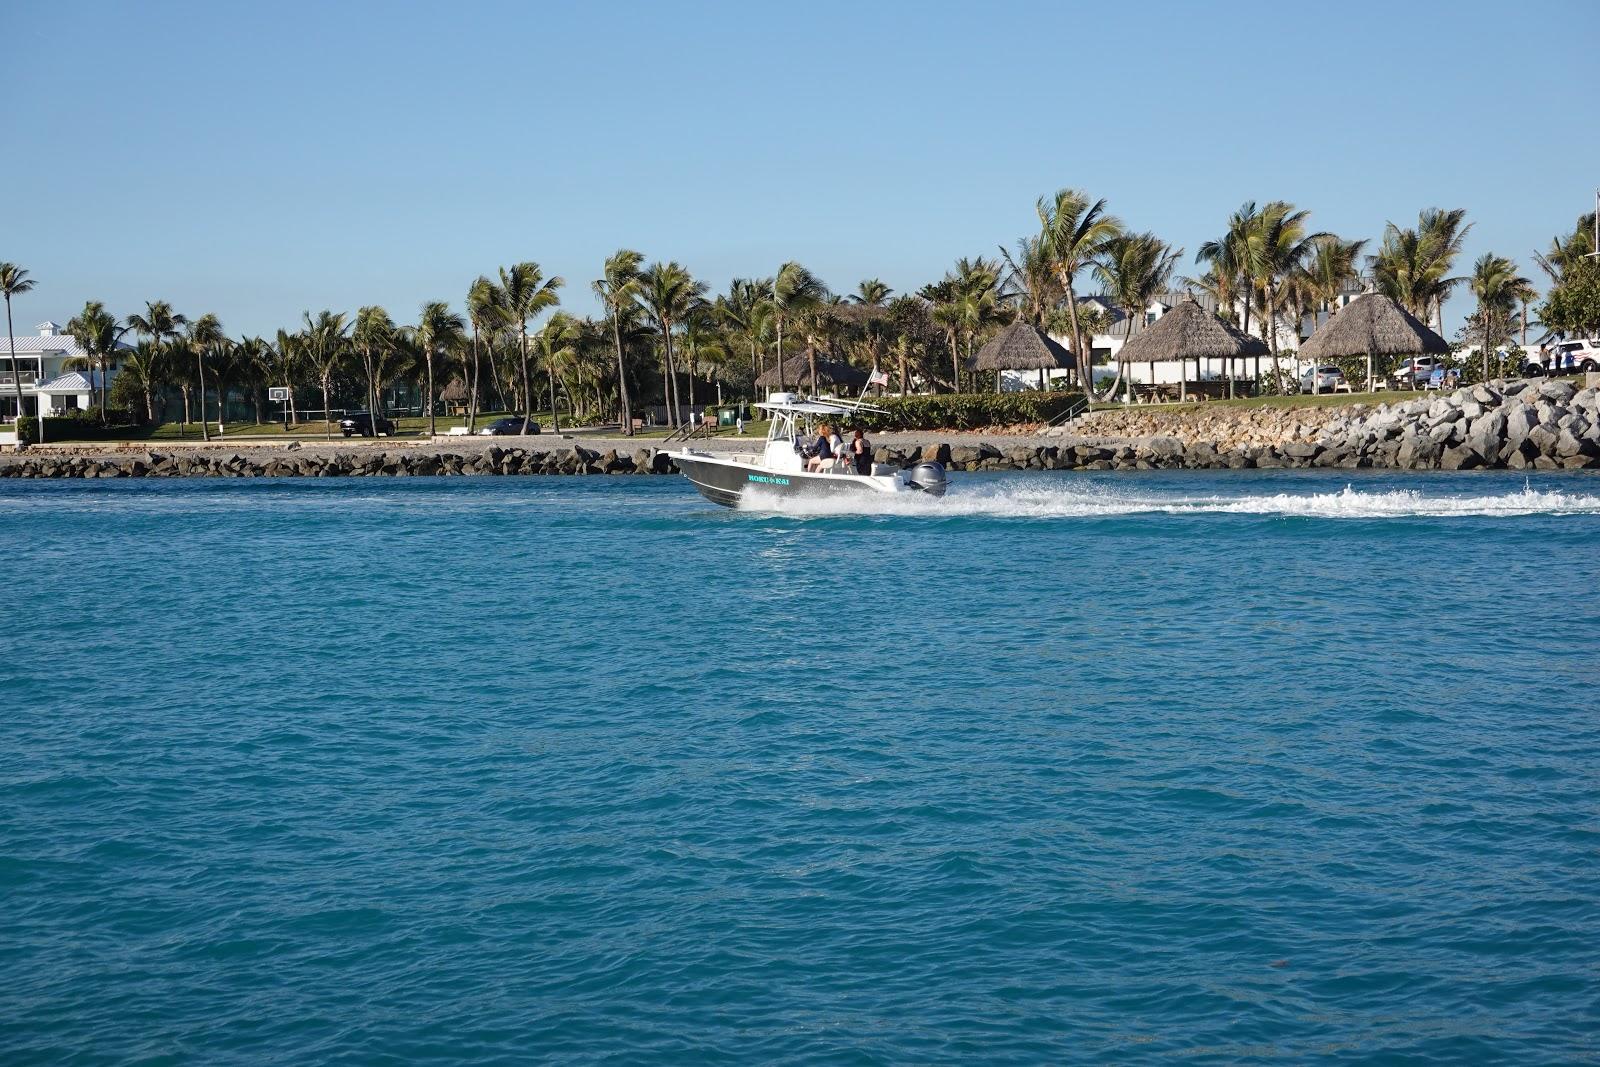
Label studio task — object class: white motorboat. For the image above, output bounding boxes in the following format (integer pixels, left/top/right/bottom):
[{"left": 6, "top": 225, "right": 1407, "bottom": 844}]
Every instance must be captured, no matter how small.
[{"left": 669, "top": 394, "right": 947, "bottom": 508}]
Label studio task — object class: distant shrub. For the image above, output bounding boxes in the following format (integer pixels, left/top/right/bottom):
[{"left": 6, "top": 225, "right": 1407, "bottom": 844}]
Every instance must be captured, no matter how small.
[
  {"left": 13, "top": 416, "right": 38, "bottom": 444},
  {"left": 849, "top": 392, "right": 1084, "bottom": 431}
]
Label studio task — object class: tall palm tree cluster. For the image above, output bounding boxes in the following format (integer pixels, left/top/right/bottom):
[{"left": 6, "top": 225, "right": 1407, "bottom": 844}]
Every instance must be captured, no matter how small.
[
  {"left": 2, "top": 198, "right": 1560, "bottom": 433},
  {"left": 1535, "top": 211, "right": 1600, "bottom": 343}
]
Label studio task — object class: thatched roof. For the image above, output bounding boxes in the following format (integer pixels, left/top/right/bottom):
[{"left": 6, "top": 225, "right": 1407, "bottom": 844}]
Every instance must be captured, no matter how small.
[
  {"left": 755, "top": 350, "right": 868, "bottom": 389},
  {"left": 1300, "top": 294, "right": 1449, "bottom": 360},
  {"left": 1114, "top": 299, "right": 1270, "bottom": 363},
  {"left": 971, "top": 320, "right": 1076, "bottom": 371},
  {"left": 439, "top": 378, "right": 470, "bottom": 402}
]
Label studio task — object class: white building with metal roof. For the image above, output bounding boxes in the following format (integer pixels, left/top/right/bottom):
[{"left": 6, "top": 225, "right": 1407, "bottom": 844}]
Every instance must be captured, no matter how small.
[{"left": 1, "top": 321, "right": 129, "bottom": 419}]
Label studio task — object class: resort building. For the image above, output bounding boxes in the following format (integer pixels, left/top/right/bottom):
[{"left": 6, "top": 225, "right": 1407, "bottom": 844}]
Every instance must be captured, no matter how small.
[{"left": 0, "top": 321, "right": 128, "bottom": 419}]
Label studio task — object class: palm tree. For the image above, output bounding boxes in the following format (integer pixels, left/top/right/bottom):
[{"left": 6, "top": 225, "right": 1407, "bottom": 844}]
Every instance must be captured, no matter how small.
[
  {"left": 679, "top": 298, "right": 718, "bottom": 408},
  {"left": 1255, "top": 203, "right": 1327, "bottom": 367},
  {"left": 205, "top": 338, "right": 246, "bottom": 437},
  {"left": 119, "top": 341, "right": 165, "bottom": 424},
  {"left": 499, "top": 262, "right": 564, "bottom": 433},
  {"left": 998, "top": 234, "right": 1063, "bottom": 328},
  {"left": 1196, "top": 202, "right": 1260, "bottom": 336},
  {"left": 1303, "top": 236, "right": 1367, "bottom": 325},
  {"left": 919, "top": 277, "right": 963, "bottom": 392},
  {"left": 353, "top": 306, "right": 395, "bottom": 434},
  {"left": 719, "top": 277, "right": 774, "bottom": 380},
  {"left": 183, "top": 314, "right": 225, "bottom": 441},
  {"left": 232, "top": 336, "right": 273, "bottom": 426},
  {"left": 594, "top": 249, "right": 643, "bottom": 434},
  {"left": 415, "top": 302, "right": 464, "bottom": 437},
  {"left": 465, "top": 279, "right": 504, "bottom": 433},
  {"left": 1372, "top": 208, "right": 1471, "bottom": 328},
  {"left": 65, "top": 300, "right": 122, "bottom": 420},
  {"left": 773, "top": 261, "right": 827, "bottom": 392},
  {"left": 852, "top": 279, "right": 893, "bottom": 306},
  {"left": 301, "top": 310, "right": 349, "bottom": 439},
  {"left": 635, "top": 261, "right": 703, "bottom": 427},
  {"left": 952, "top": 257, "right": 1002, "bottom": 390},
  {"left": 1469, "top": 254, "right": 1537, "bottom": 380},
  {"left": 125, "top": 300, "right": 188, "bottom": 429},
  {"left": 0, "top": 264, "right": 34, "bottom": 431},
  {"left": 1037, "top": 189, "right": 1123, "bottom": 391},
  {"left": 273, "top": 329, "right": 305, "bottom": 426},
  {"left": 535, "top": 313, "right": 581, "bottom": 421},
  {"left": 1094, "top": 233, "right": 1181, "bottom": 400}
]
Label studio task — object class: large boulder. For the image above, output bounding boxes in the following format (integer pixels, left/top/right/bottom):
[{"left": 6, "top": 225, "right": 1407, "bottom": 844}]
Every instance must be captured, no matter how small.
[{"left": 1440, "top": 444, "right": 1484, "bottom": 470}]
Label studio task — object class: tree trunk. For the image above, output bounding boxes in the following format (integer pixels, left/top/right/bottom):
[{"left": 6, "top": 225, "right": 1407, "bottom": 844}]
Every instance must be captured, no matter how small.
[
  {"left": 5, "top": 297, "right": 25, "bottom": 443},
  {"left": 776, "top": 315, "right": 785, "bottom": 393},
  {"left": 898, "top": 350, "right": 908, "bottom": 397},
  {"left": 468, "top": 330, "right": 480, "bottom": 433},
  {"left": 322, "top": 374, "right": 332, "bottom": 439},
  {"left": 197, "top": 349, "right": 210, "bottom": 441},
  {"left": 660, "top": 337, "right": 674, "bottom": 428},
  {"left": 1484, "top": 310, "right": 1492, "bottom": 382},
  {"left": 548, "top": 360, "right": 560, "bottom": 432},
  {"left": 1064, "top": 277, "right": 1085, "bottom": 391},
  {"left": 666, "top": 330, "right": 681, "bottom": 422},
  {"left": 519, "top": 325, "right": 532, "bottom": 434},
  {"left": 144, "top": 386, "right": 154, "bottom": 424},
  {"left": 179, "top": 385, "right": 189, "bottom": 436},
  {"left": 425, "top": 354, "right": 436, "bottom": 437},
  {"left": 614, "top": 313, "right": 632, "bottom": 435}
]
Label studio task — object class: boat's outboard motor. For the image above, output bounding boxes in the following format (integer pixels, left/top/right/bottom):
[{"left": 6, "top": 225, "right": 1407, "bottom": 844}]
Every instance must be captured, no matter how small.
[{"left": 906, "top": 461, "right": 948, "bottom": 497}]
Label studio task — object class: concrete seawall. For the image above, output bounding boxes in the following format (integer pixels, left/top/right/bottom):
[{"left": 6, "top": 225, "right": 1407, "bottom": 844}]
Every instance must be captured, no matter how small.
[{"left": 5, "top": 379, "right": 1599, "bottom": 478}]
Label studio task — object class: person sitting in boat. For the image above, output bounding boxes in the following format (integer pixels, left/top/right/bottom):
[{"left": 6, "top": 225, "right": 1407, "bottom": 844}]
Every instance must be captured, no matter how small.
[
  {"left": 849, "top": 428, "right": 872, "bottom": 475},
  {"left": 806, "top": 424, "right": 835, "bottom": 472},
  {"left": 828, "top": 427, "right": 845, "bottom": 467}
]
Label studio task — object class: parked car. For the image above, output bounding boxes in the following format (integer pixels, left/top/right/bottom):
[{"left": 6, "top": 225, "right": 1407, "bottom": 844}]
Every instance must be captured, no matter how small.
[
  {"left": 339, "top": 411, "right": 396, "bottom": 437},
  {"left": 1522, "top": 339, "right": 1600, "bottom": 377},
  {"left": 1300, "top": 365, "right": 1346, "bottom": 392},
  {"left": 1393, "top": 356, "right": 1446, "bottom": 389},
  {"left": 478, "top": 416, "right": 540, "bottom": 436}
]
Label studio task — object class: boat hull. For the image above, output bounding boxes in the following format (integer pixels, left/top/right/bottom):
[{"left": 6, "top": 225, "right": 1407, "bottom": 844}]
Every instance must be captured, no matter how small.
[{"left": 674, "top": 452, "right": 894, "bottom": 508}]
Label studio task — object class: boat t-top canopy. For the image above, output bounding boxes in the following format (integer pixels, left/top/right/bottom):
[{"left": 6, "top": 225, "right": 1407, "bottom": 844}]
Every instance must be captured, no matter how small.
[{"left": 755, "top": 392, "right": 886, "bottom": 417}]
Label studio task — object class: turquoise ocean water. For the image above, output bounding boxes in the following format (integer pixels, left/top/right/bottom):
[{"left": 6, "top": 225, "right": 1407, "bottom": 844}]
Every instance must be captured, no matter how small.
[{"left": 2, "top": 471, "right": 1598, "bottom": 1063}]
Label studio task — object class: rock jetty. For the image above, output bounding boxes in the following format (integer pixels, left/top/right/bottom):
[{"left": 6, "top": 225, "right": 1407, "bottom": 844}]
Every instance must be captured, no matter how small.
[{"left": 4, "top": 379, "right": 1599, "bottom": 478}]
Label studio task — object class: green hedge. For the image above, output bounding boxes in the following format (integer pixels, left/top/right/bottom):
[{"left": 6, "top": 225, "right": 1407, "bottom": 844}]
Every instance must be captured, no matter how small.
[
  {"left": 847, "top": 392, "right": 1084, "bottom": 431},
  {"left": 13, "top": 416, "right": 38, "bottom": 445}
]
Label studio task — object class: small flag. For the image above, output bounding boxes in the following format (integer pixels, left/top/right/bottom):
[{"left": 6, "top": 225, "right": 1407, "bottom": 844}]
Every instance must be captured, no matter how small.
[{"left": 868, "top": 368, "right": 890, "bottom": 387}]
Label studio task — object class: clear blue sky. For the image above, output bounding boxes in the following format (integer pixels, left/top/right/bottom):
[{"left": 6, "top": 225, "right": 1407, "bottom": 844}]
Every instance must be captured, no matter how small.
[{"left": 9, "top": 0, "right": 1597, "bottom": 338}]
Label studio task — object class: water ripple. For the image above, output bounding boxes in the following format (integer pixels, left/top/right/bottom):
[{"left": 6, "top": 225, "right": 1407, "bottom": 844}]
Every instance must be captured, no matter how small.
[{"left": 1, "top": 471, "right": 1597, "bottom": 1063}]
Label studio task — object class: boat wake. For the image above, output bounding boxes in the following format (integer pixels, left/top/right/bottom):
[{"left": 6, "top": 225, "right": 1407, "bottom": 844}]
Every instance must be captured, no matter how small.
[{"left": 737, "top": 481, "right": 1600, "bottom": 520}]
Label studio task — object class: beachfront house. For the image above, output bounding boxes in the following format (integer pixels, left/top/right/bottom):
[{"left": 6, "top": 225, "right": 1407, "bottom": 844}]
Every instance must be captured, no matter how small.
[{"left": 0, "top": 321, "right": 128, "bottom": 420}]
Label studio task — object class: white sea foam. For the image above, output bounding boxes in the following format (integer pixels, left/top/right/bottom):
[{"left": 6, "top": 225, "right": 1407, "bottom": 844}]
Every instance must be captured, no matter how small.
[{"left": 738, "top": 481, "right": 1600, "bottom": 520}]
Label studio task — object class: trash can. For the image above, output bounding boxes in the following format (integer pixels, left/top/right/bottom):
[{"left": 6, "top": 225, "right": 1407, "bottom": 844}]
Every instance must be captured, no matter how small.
[{"left": 718, "top": 407, "right": 737, "bottom": 427}]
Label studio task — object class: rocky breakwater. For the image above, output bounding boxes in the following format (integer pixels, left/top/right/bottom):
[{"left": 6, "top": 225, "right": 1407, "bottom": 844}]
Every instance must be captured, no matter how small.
[
  {"left": 0, "top": 444, "right": 682, "bottom": 479},
  {"left": 1034, "top": 377, "right": 1600, "bottom": 471},
  {"left": 6, "top": 380, "right": 1600, "bottom": 478},
  {"left": 1307, "top": 378, "right": 1600, "bottom": 470}
]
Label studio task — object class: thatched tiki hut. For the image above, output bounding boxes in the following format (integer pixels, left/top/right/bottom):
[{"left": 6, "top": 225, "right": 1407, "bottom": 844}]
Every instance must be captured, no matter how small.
[
  {"left": 1300, "top": 294, "right": 1449, "bottom": 392},
  {"left": 971, "top": 320, "right": 1076, "bottom": 392},
  {"left": 439, "top": 378, "right": 472, "bottom": 416},
  {"left": 754, "top": 349, "right": 868, "bottom": 393},
  {"left": 1114, "top": 299, "right": 1269, "bottom": 403}
]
